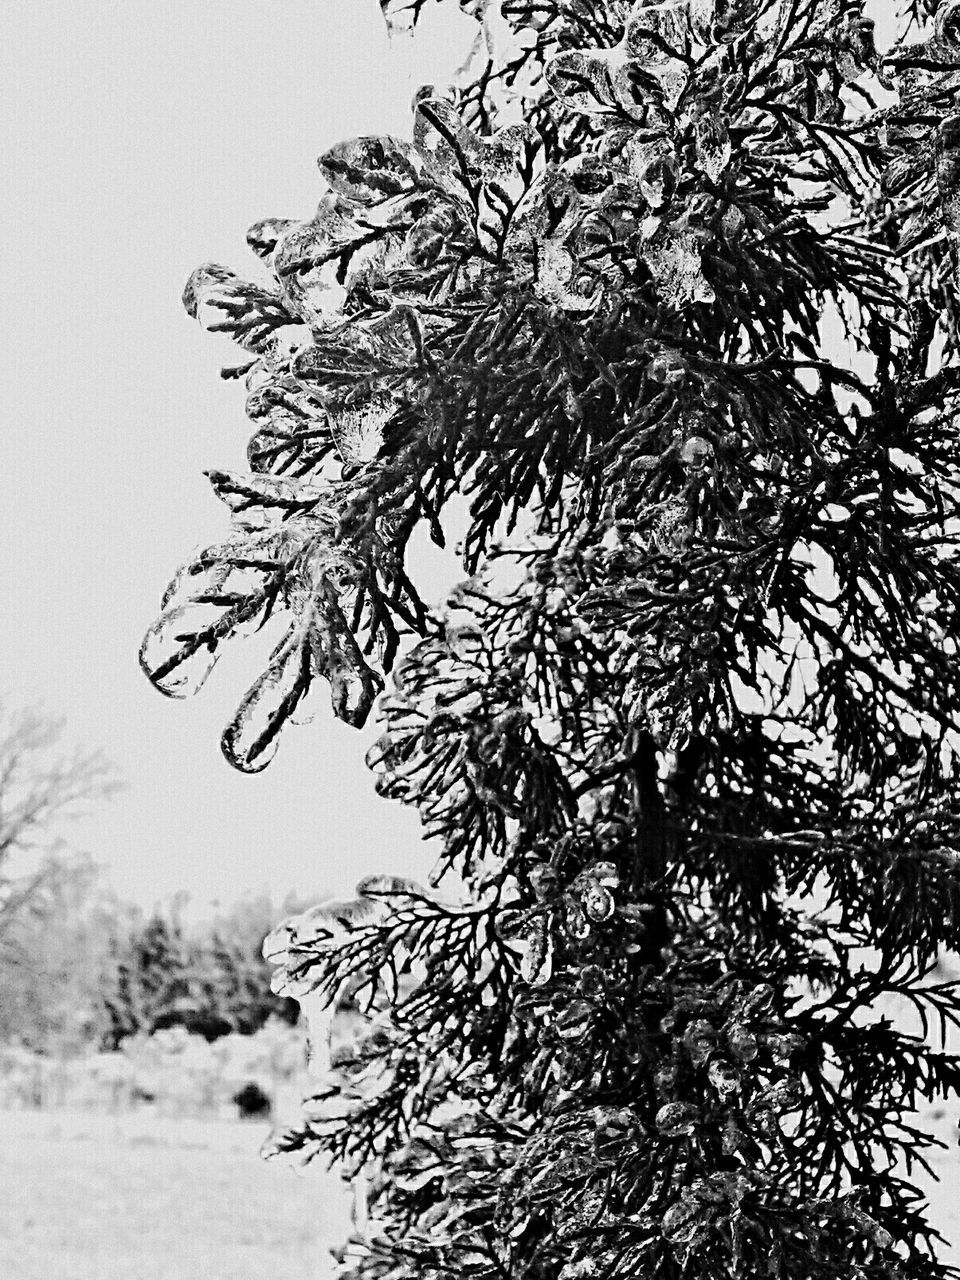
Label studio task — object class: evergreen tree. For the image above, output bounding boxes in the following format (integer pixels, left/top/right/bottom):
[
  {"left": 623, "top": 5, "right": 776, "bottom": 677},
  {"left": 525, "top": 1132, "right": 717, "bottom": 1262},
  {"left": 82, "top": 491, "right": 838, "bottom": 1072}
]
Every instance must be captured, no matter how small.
[
  {"left": 200, "top": 893, "right": 302, "bottom": 1034},
  {"left": 102, "top": 908, "right": 198, "bottom": 1045},
  {"left": 143, "top": 1, "right": 960, "bottom": 1275},
  {"left": 101, "top": 896, "right": 301, "bottom": 1045}
]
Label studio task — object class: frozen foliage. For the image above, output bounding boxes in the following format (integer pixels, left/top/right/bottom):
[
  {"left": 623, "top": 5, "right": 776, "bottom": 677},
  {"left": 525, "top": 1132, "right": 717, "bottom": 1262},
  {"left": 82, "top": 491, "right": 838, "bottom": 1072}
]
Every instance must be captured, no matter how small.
[{"left": 146, "top": 1, "right": 960, "bottom": 1277}]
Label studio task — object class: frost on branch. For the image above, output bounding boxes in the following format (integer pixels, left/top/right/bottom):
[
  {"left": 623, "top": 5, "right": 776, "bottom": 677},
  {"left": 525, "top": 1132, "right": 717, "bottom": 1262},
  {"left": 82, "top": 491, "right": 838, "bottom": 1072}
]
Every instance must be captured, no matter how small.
[{"left": 151, "top": 2, "right": 960, "bottom": 1276}]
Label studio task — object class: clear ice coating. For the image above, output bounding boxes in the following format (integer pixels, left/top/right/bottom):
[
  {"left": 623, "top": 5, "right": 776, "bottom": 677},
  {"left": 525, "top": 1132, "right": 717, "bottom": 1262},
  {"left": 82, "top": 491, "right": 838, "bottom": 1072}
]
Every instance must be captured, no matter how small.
[
  {"left": 693, "top": 113, "right": 732, "bottom": 184},
  {"left": 140, "top": 532, "right": 285, "bottom": 701},
  {"left": 624, "top": 136, "right": 677, "bottom": 209},
  {"left": 272, "top": 192, "right": 407, "bottom": 328},
  {"left": 412, "top": 96, "right": 481, "bottom": 196},
  {"left": 697, "top": 0, "right": 761, "bottom": 43},
  {"left": 221, "top": 622, "right": 314, "bottom": 772},
  {"left": 181, "top": 263, "right": 236, "bottom": 318},
  {"left": 534, "top": 238, "right": 600, "bottom": 312},
  {"left": 544, "top": 50, "right": 623, "bottom": 116},
  {"left": 937, "top": 116, "right": 960, "bottom": 233},
  {"left": 149, "top": 5, "right": 758, "bottom": 765},
  {"left": 405, "top": 193, "right": 474, "bottom": 267},
  {"left": 938, "top": 0, "right": 960, "bottom": 46},
  {"left": 317, "top": 135, "right": 421, "bottom": 205},
  {"left": 643, "top": 229, "right": 716, "bottom": 308},
  {"left": 544, "top": 0, "right": 690, "bottom": 119},
  {"left": 245, "top": 218, "right": 297, "bottom": 262},
  {"left": 517, "top": 915, "right": 553, "bottom": 986},
  {"left": 326, "top": 393, "right": 392, "bottom": 467},
  {"left": 272, "top": 206, "right": 351, "bottom": 326},
  {"left": 181, "top": 263, "right": 296, "bottom": 353}
]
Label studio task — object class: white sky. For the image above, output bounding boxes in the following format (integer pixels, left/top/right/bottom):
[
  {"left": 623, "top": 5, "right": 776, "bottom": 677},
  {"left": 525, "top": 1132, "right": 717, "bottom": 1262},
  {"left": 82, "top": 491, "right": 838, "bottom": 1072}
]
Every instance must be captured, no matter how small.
[
  {"left": 0, "top": 1, "right": 904, "bottom": 914},
  {"left": 1, "top": 0, "right": 477, "bottom": 913}
]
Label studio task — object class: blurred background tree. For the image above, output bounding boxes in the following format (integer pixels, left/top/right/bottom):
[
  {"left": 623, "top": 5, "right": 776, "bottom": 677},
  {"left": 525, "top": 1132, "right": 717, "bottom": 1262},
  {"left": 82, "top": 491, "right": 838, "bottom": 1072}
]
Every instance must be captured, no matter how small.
[
  {"left": 0, "top": 700, "right": 303, "bottom": 1056},
  {"left": 101, "top": 894, "right": 303, "bottom": 1048},
  {"left": 0, "top": 703, "right": 118, "bottom": 1055}
]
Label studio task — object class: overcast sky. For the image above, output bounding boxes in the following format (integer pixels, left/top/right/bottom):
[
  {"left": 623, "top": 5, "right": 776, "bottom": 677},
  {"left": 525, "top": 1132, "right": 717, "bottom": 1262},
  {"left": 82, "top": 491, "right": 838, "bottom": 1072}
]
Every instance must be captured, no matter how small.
[{"left": 1, "top": 0, "right": 479, "bottom": 913}]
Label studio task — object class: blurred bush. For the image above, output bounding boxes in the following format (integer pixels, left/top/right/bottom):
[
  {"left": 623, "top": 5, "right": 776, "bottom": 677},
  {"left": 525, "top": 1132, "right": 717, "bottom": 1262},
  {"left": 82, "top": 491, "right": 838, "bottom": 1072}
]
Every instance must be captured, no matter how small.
[
  {"left": 0, "top": 860, "right": 319, "bottom": 1119},
  {"left": 0, "top": 1019, "right": 311, "bottom": 1119},
  {"left": 101, "top": 893, "right": 306, "bottom": 1048}
]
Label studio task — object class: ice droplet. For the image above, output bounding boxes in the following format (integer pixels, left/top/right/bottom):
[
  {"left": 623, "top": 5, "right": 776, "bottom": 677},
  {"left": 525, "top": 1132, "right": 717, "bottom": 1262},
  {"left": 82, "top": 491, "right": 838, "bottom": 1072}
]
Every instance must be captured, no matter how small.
[
  {"left": 680, "top": 435, "right": 716, "bottom": 475},
  {"left": 535, "top": 238, "right": 600, "bottom": 311},
  {"left": 643, "top": 231, "right": 715, "bottom": 307},
  {"left": 328, "top": 647, "right": 381, "bottom": 728},
  {"left": 221, "top": 624, "right": 313, "bottom": 771},
  {"left": 624, "top": 136, "right": 676, "bottom": 209},
  {"left": 327, "top": 393, "right": 391, "bottom": 467},
  {"left": 707, "top": 1057, "right": 741, "bottom": 1096},
  {"left": 694, "top": 113, "right": 732, "bottom": 183},
  {"left": 581, "top": 880, "right": 615, "bottom": 924}
]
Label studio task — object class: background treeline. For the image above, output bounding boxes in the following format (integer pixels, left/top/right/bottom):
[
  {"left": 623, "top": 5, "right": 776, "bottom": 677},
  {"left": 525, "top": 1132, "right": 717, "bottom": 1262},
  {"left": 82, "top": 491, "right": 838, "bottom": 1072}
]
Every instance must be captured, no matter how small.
[{"left": 0, "top": 857, "right": 304, "bottom": 1057}]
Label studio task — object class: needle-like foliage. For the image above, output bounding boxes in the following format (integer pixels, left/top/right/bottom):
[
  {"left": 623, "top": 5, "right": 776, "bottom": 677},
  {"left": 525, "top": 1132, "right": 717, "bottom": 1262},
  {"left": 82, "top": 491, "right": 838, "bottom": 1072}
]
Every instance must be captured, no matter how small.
[{"left": 144, "top": 1, "right": 960, "bottom": 1275}]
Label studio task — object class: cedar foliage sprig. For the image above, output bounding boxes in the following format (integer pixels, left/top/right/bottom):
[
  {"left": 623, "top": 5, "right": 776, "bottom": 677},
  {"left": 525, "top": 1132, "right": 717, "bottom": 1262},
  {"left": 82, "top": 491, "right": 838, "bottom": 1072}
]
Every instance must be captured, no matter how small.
[{"left": 145, "top": 1, "right": 960, "bottom": 1275}]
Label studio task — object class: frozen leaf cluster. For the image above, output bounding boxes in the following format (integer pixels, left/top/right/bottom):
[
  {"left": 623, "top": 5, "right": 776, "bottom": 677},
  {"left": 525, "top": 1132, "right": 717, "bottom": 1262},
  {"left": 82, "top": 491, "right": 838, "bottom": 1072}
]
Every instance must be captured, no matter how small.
[{"left": 148, "top": 1, "right": 960, "bottom": 1276}]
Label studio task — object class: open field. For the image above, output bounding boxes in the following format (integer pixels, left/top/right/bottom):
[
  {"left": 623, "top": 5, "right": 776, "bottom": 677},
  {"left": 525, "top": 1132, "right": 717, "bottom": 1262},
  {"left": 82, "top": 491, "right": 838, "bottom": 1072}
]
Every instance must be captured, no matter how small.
[
  {"left": 0, "top": 1109, "right": 351, "bottom": 1280},
  {"left": 0, "top": 1105, "right": 956, "bottom": 1277}
]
